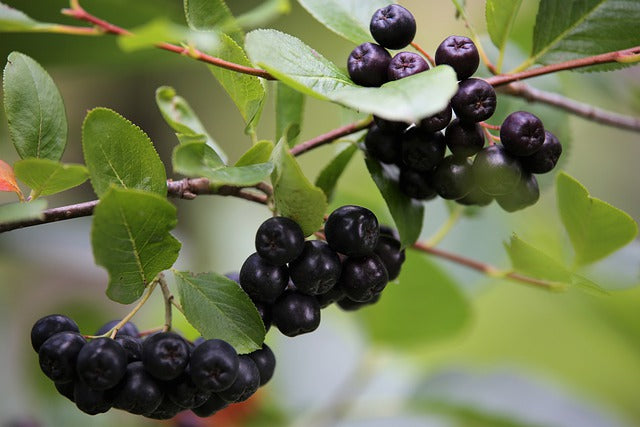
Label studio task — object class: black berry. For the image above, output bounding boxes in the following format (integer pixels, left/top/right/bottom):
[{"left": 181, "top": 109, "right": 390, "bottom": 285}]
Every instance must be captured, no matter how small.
[
  {"left": 473, "top": 145, "right": 522, "bottom": 195},
  {"left": 451, "top": 78, "right": 497, "bottom": 123},
  {"left": 337, "top": 294, "right": 381, "bottom": 311},
  {"left": 73, "top": 380, "right": 112, "bottom": 415},
  {"left": 338, "top": 254, "right": 388, "bottom": 302},
  {"left": 31, "top": 314, "right": 79, "bottom": 353},
  {"left": 373, "top": 115, "right": 408, "bottom": 134},
  {"left": 55, "top": 381, "right": 75, "bottom": 402},
  {"left": 435, "top": 35, "right": 480, "bottom": 80},
  {"left": 253, "top": 300, "right": 272, "bottom": 332},
  {"left": 496, "top": 173, "right": 540, "bottom": 212},
  {"left": 289, "top": 240, "right": 342, "bottom": 295},
  {"left": 500, "top": 111, "right": 545, "bottom": 156},
  {"left": 456, "top": 185, "right": 493, "bottom": 206},
  {"left": 189, "top": 339, "right": 239, "bottom": 392},
  {"left": 370, "top": 4, "right": 416, "bottom": 49},
  {"left": 399, "top": 168, "right": 437, "bottom": 200},
  {"left": 347, "top": 42, "right": 391, "bottom": 87},
  {"left": 111, "top": 361, "right": 163, "bottom": 415},
  {"left": 145, "top": 396, "right": 183, "bottom": 420},
  {"left": 255, "top": 216, "right": 305, "bottom": 266},
  {"left": 76, "top": 337, "right": 127, "bottom": 390},
  {"left": 95, "top": 320, "right": 139, "bottom": 338},
  {"left": 217, "top": 355, "right": 260, "bottom": 403},
  {"left": 420, "top": 104, "right": 453, "bottom": 133},
  {"left": 248, "top": 344, "right": 276, "bottom": 386},
  {"left": 272, "top": 291, "right": 321, "bottom": 337},
  {"left": 431, "top": 155, "right": 474, "bottom": 200},
  {"left": 239, "top": 252, "right": 289, "bottom": 304},
  {"left": 142, "top": 332, "right": 190, "bottom": 381},
  {"left": 365, "top": 124, "right": 403, "bottom": 164},
  {"left": 324, "top": 205, "right": 379, "bottom": 257},
  {"left": 374, "top": 235, "right": 405, "bottom": 281},
  {"left": 401, "top": 127, "right": 446, "bottom": 171},
  {"left": 165, "top": 369, "right": 210, "bottom": 409},
  {"left": 191, "top": 393, "right": 228, "bottom": 418},
  {"left": 388, "top": 52, "right": 429, "bottom": 80},
  {"left": 315, "top": 285, "right": 347, "bottom": 309},
  {"left": 519, "top": 130, "right": 562, "bottom": 174},
  {"left": 38, "top": 331, "right": 86, "bottom": 383},
  {"left": 445, "top": 118, "right": 485, "bottom": 157},
  {"left": 115, "top": 335, "right": 143, "bottom": 363}
]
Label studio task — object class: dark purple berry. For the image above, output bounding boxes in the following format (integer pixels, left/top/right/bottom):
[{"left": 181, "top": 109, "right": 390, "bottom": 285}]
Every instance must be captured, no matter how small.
[
  {"left": 373, "top": 115, "right": 408, "bottom": 134},
  {"left": 420, "top": 105, "right": 453, "bottom": 133},
  {"left": 365, "top": 124, "right": 403, "bottom": 164},
  {"left": 401, "top": 127, "right": 446, "bottom": 171},
  {"left": 115, "top": 335, "right": 142, "bottom": 363},
  {"left": 54, "top": 381, "right": 75, "bottom": 402},
  {"left": 110, "top": 361, "right": 163, "bottom": 415},
  {"left": 217, "top": 355, "right": 260, "bottom": 403},
  {"left": 456, "top": 185, "right": 493, "bottom": 206},
  {"left": 76, "top": 337, "right": 127, "bottom": 390},
  {"left": 399, "top": 168, "right": 437, "bottom": 200},
  {"left": 445, "top": 118, "right": 485, "bottom": 157},
  {"left": 145, "top": 395, "right": 183, "bottom": 420},
  {"left": 370, "top": 4, "right": 416, "bottom": 49},
  {"left": 435, "top": 35, "right": 480, "bottom": 80},
  {"left": 519, "top": 130, "right": 562, "bottom": 173},
  {"left": 272, "top": 291, "right": 321, "bottom": 337},
  {"left": 388, "top": 52, "right": 429, "bottom": 80},
  {"left": 31, "top": 314, "right": 79, "bottom": 353},
  {"left": 500, "top": 111, "right": 545, "bottom": 156},
  {"left": 431, "top": 155, "right": 474, "bottom": 200},
  {"left": 74, "top": 380, "right": 112, "bottom": 415},
  {"left": 166, "top": 369, "right": 210, "bottom": 409},
  {"left": 248, "top": 344, "right": 276, "bottom": 386},
  {"left": 451, "top": 78, "right": 497, "bottom": 123},
  {"left": 473, "top": 145, "right": 522, "bottom": 195},
  {"left": 189, "top": 339, "right": 239, "bottom": 392},
  {"left": 142, "top": 332, "right": 190, "bottom": 381},
  {"left": 315, "top": 286, "right": 347, "bottom": 309},
  {"left": 324, "top": 205, "right": 380, "bottom": 257},
  {"left": 255, "top": 216, "right": 305, "bottom": 266},
  {"left": 253, "top": 301, "right": 272, "bottom": 332},
  {"left": 95, "top": 320, "right": 139, "bottom": 338},
  {"left": 289, "top": 240, "right": 342, "bottom": 295},
  {"left": 337, "top": 293, "right": 381, "bottom": 311},
  {"left": 496, "top": 173, "right": 540, "bottom": 212},
  {"left": 38, "top": 331, "right": 86, "bottom": 383},
  {"left": 374, "top": 235, "right": 405, "bottom": 281},
  {"left": 191, "top": 393, "right": 228, "bottom": 418},
  {"left": 347, "top": 42, "right": 392, "bottom": 87},
  {"left": 239, "top": 252, "right": 289, "bottom": 304},
  {"left": 338, "top": 254, "right": 388, "bottom": 302}
]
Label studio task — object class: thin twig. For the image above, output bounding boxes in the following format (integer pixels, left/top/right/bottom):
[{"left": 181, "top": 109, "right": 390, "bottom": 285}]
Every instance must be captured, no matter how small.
[
  {"left": 410, "top": 41, "right": 435, "bottom": 67},
  {"left": 158, "top": 275, "right": 173, "bottom": 332},
  {"left": 290, "top": 118, "right": 373, "bottom": 156}
]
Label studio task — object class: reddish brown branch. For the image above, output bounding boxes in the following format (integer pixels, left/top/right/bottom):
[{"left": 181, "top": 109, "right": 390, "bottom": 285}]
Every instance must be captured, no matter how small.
[{"left": 290, "top": 119, "right": 373, "bottom": 156}]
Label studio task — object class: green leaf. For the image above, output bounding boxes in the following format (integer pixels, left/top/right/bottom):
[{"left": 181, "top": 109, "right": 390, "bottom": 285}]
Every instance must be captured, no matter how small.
[
  {"left": 14, "top": 159, "right": 88, "bottom": 198},
  {"left": 82, "top": 108, "right": 167, "bottom": 198},
  {"left": 206, "top": 164, "right": 273, "bottom": 187},
  {"left": 207, "top": 34, "right": 265, "bottom": 134},
  {"left": 0, "top": 199, "right": 46, "bottom": 223},
  {"left": 556, "top": 172, "right": 638, "bottom": 265},
  {"left": 235, "top": 140, "right": 274, "bottom": 166},
  {"left": 0, "top": 2, "right": 58, "bottom": 32},
  {"left": 174, "top": 271, "right": 265, "bottom": 353},
  {"left": 315, "top": 144, "right": 357, "bottom": 202},
  {"left": 245, "top": 30, "right": 458, "bottom": 123},
  {"left": 531, "top": 0, "right": 640, "bottom": 68},
  {"left": 365, "top": 158, "right": 424, "bottom": 248},
  {"left": 3, "top": 52, "right": 67, "bottom": 160},
  {"left": 92, "top": 188, "right": 181, "bottom": 304},
  {"left": 276, "top": 83, "right": 304, "bottom": 147},
  {"left": 270, "top": 139, "right": 327, "bottom": 236},
  {"left": 486, "top": 0, "right": 523, "bottom": 54},
  {"left": 235, "top": 0, "right": 291, "bottom": 30},
  {"left": 295, "top": 0, "right": 388, "bottom": 44},
  {"left": 361, "top": 252, "right": 470, "bottom": 348},
  {"left": 183, "top": 0, "right": 243, "bottom": 45},
  {"left": 117, "top": 19, "right": 188, "bottom": 52}
]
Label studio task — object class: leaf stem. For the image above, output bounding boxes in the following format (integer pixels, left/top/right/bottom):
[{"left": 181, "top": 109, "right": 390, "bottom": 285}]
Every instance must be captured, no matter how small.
[
  {"left": 290, "top": 117, "right": 373, "bottom": 156},
  {"left": 158, "top": 275, "right": 173, "bottom": 332},
  {"left": 410, "top": 42, "right": 435, "bottom": 67}
]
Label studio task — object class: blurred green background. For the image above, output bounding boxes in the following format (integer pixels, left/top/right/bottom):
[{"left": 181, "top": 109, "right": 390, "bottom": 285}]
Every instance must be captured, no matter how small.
[{"left": 0, "top": 1, "right": 639, "bottom": 426}]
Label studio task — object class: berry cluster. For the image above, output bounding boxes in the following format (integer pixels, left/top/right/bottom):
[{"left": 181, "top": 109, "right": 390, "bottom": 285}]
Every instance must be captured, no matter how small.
[
  {"left": 31, "top": 315, "right": 275, "bottom": 418},
  {"left": 238, "top": 205, "right": 406, "bottom": 336},
  {"left": 349, "top": 5, "right": 562, "bottom": 212}
]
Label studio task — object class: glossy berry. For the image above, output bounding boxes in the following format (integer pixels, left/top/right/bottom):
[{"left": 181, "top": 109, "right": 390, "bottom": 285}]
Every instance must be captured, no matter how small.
[
  {"left": 373, "top": 115, "right": 408, "bottom": 134},
  {"left": 191, "top": 393, "right": 228, "bottom": 418},
  {"left": 325, "top": 205, "right": 380, "bottom": 257},
  {"left": 217, "top": 355, "right": 260, "bottom": 403},
  {"left": 370, "top": 4, "right": 416, "bottom": 49},
  {"left": 451, "top": 78, "right": 497, "bottom": 123},
  {"left": 255, "top": 216, "right": 305, "bottom": 266},
  {"left": 142, "top": 332, "right": 190, "bottom": 381},
  {"left": 272, "top": 291, "right": 321, "bottom": 337},
  {"left": 338, "top": 254, "right": 389, "bottom": 302},
  {"left": 166, "top": 369, "right": 210, "bottom": 409},
  {"left": 76, "top": 337, "right": 127, "bottom": 390},
  {"left": 95, "top": 320, "right": 139, "bottom": 338},
  {"left": 31, "top": 315, "right": 79, "bottom": 353},
  {"left": 115, "top": 335, "right": 142, "bottom": 363},
  {"left": 519, "top": 130, "right": 562, "bottom": 174},
  {"left": 365, "top": 124, "right": 403, "bottom": 164},
  {"left": 445, "top": 118, "right": 485, "bottom": 157},
  {"left": 435, "top": 35, "right": 480, "bottom": 80},
  {"left": 55, "top": 381, "right": 75, "bottom": 402},
  {"left": 253, "top": 301, "right": 272, "bottom": 332},
  {"left": 315, "top": 285, "right": 347, "bottom": 309},
  {"left": 289, "top": 240, "right": 342, "bottom": 295},
  {"left": 248, "top": 344, "right": 276, "bottom": 386},
  {"left": 239, "top": 252, "right": 289, "bottom": 304},
  {"left": 496, "top": 173, "right": 540, "bottom": 212},
  {"left": 399, "top": 168, "right": 437, "bottom": 200},
  {"left": 337, "top": 294, "right": 381, "bottom": 311},
  {"left": 431, "top": 155, "right": 474, "bottom": 200},
  {"left": 456, "top": 185, "right": 493, "bottom": 206},
  {"left": 74, "top": 381, "right": 112, "bottom": 415},
  {"left": 38, "top": 331, "right": 86, "bottom": 383},
  {"left": 374, "top": 235, "right": 405, "bottom": 281},
  {"left": 347, "top": 42, "right": 392, "bottom": 87},
  {"left": 145, "top": 396, "right": 183, "bottom": 420},
  {"left": 420, "top": 105, "right": 453, "bottom": 133},
  {"left": 500, "top": 111, "right": 545, "bottom": 156},
  {"left": 473, "top": 145, "right": 522, "bottom": 195},
  {"left": 111, "top": 361, "right": 163, "bottom": 415},
  {"left": 189, "top": 339, "right": 239, "bottom": 392},
  {"left": 388, "top": 52, "right": 429, "bottom": 80},
  {"left": 401, "top": 127, "right": 446, "bottom": 171}
]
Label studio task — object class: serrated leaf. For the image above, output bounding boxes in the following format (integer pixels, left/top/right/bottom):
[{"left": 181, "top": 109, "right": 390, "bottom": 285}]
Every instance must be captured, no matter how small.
[
  {"left": 315, "top": 144, "right": 357, "bottom": 202},
  {"left": 82, "top": 108, "right": 167, "bottom": 198},
  {"left": 365, "top": 158, "right": 424, "bottom": 248},
  {"left": 235, "top": 140, "right": 274, "bottom": 166},
  {"left": 92, "top": 188, "right": 181, "bottom": 304},
  {"left": 207, "top": 34, "right": 265, "bottom": 134},
  {"left": 3, "top": 52, "right": 67, "bottom": 160},
  {"left": 0, "top": 159, "right": 21, "bottom": 198},
  {"left": 557, "top": 172, "right": 638, "bottom": 266},
  {"left": 235, "top": 0, "right": 291, "bottom": 30},
  {"left": 0, "top": 199, "right": 46, "bottom": 223},
  {"left": 270, "top": 139, "right": 326, "bottom": 236},
  {"left": 245, "top": 30, "right": 458, "bottom": 122},
  {"left": 174, "top": 271, "right": 265, "bottom": 353},
  {"left": 486, "top": 0, "right": 523, "bottom": 54},
  {"left": 361, "top": 252, "right": 470, "bottom": 348},
  {"left": 0, "top": 2, "right": 58, "bottom": 32},
  {"left": 183, "top": 0, "right": 243, "bottom": 45},
  {"left": 276, "top": 83, "right": 304, "bottom": 147},
  {"left": 295, "top": 0, "right": 388, "bottom": 44},
  {"left": 531, "top": 0, "right": 640, "bottom": 69},
  {"left": 14, "top": 159, "right": 88, "bottom": 198}
]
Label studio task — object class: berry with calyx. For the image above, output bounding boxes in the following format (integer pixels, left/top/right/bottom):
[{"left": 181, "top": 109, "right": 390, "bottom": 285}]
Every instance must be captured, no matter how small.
[
  {"left": 217, "top": 355, "right": 260, "bottom": 403},
  {"left": 189, "top": 339, "right": 239, "bottom": 392},
  {"left": 500, "top": 111, "right": 545, "bottom": 156},
  {"left": 370, "top": 4, "right": 416, "bottom": 49},
  {"left": 373, "top": 115, "right": 408, "bottom": 134},
  {"left": 239, "top": 252, "right": 289, "bottom": 304},
  {"left": 451, "top": 78, "right": 497, "bottom": 123},
  {"left": 115, "top": 335, "right": 143, "bottom": 363},
  {"left": 166, "top": 368, "right": 210, "bottom": 409},
  {"left": 191, "top": 393, "right": 228, "bottom": 418},
  {"left": 347, "top": 42, "right": 391, "bottom": 87},
  {"left": 248, "top": 344, "right": 276, "bottom": 386},
  {"left": 365, "top": 124, "right": 403, "bottom": 164},
  {"left": 38, "top": 331, "right": 86, "bottom": 383},
  {"left": 456, "top": 185, "right": 493, "bottom": 206},
  {"left": 445, "top": 118, "right": 485, "bottom": 157},
  {"left": 95, "top": 320, "right": 139, "bottom": 338},
  {"left": 255, "top": 216, "right": 305, "bottom": 266},
  {"left": 142, "top": 332, "right": 190, "bottom": 381},
  {"left": 272, "top": 291, "right": 321, "bottom": 337},
  {"left": 324, "top": 205, "right": 380, "bottom": 257},
  {"left": 73, "top": 380, "right": 112, "bottom": 415},
  {"left": 374, "top": 235, "right": 405, "bottom": 281},
  {"left": 420, "top": 104, "right": 453, "bottom": 133},
  {"left": 496, "top": 173, "right": 540, "bottom": 212},
  {"left": 519, "top": 130, "right": 562, "bottom": 174},
  {"left": 289, "top": 240, "right": 342, "bottom": 295},
  {"left": 338, "top": 254, "right": 388, "bottom": 302},
  {"left": 435, "top": 35, "right": 480, "bottom": 80},
  {"left": 431, "top": 155, "right": 474, "bottom": 200},
  {"left": 388, "top": 52, "right": 429, "bottom": 80},
  {"left": 31, "top": 315, "right": 79, "bottom": 353},
  {"left": 337, "top": 293, "right": 381, "bottom": 311},
  {"left": 111, "top": 361, "right": 163, "bottom": 415},
  {"left": 401, "top": 127, "right": 446, "bottom": 171},
  {"left": 399, "top": 168, "right": 437, "bottom": 200},
  {"left": 76, "top": 337, "right": 127, "bottom": 390},
  {"left": 473, "top": 145, "right": 522, "bottom": 195}
]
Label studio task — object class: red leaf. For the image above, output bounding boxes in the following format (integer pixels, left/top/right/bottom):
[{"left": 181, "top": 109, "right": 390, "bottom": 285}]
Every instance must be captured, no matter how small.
[{"left": 0, "top": 159, "right": 23, "bottom": 200}]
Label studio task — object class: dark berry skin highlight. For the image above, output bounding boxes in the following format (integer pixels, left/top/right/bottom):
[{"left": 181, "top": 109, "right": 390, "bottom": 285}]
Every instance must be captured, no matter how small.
[
  {"left": 248, "top": 344, "right": 276, "bottom": 386},
  {"left": 239, "top": 252, "right": 289, "bottom": 304},
  {"left": 189, "top": 339, "right": 239, "bottom": 392},
  {"left": 289, "top": 240, "right": 342, "bottom": 295},
  {"left": 519, "top": 130, "right": 562, "bottom": 174},
  {"left": 255, "top": 216, "right": 305, "bottom": 266},
  {"left": 347, "top": 42, "right": 391, "bottom": 87},
  {"left": 435, "top": 35, "right": 480, "bottom": 80},
  {"left": 374, "top": 235, "right": 406, "bottom": 281},
  {"left": 141, "top": 332, "right": 190, "bottom": 381},
  {"left": 338, "top": 254, "right": 389, "bottom": 303},
  {"left": 31, "top": 315, "right": 80, "bottom": 353},
  {"left": 217, "top": 355, "right": 260, "bottom": 403},
  {"left": 388, "top": 52, "right": 429, "bottom": 80},
  {"left": 445, "top": 118, "right": 485, "bottom": 157},
  {"left": 95, "top": 320, "right": 139, "bottom": 338},
  {"left": 111, "top": 361, "right": 163, "bottom": 415},
  {"left": 272, "top": 291, "right": 321, "bottom": 337},
  {"left": 324, "top": 205, "right": 380, "bottom": 257},
  {"left": 431, "top": 155, "right": 474, "bottom": 200},
  {"left": 370, "top": 4, "right": 416, "bottom": 49},
  {"left": 500, "top": 111, "right": 545, "bottom": 156},
  {"left": 473, "top": 145, "right": 523, "bottom": 196},
  {"left": 451, "top": 78, "right": 497, "bottom": 123},
  {"left": 76, "top": 337, "right": 127, "bottom": 390},
  {"left": 38, "top": 331, "right": 86, "bottom": 384}
]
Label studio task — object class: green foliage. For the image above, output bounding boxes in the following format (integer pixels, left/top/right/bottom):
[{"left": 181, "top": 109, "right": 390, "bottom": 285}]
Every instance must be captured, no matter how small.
[
  {"left": 245, "top": 29, "right": 459, "bottom": 122},
  {"left": 183, "top": 0, "right": 243, "bottom": 44},
  {"left": 174, "top": 271, "right": 266, "bottom": 353},
  {"left": 0, "top": 2, "right": 58, "bottom": 32},
  {"left": 270, "top": 139, "right": 326, "bottom": 236},
  {"left": 276, "top": 83, "right": 305, "bottom": 147},
  {"left": 235, "top": 140, "right": 274, "bottom": 166},
  {"left": 13, "top": 159, "right": 88, "bottom": 198},
  {"left": 315, "top": 144, "right": 358, "bottom": 202},
  {"left": 234, "top": 0, "right": 291, "bottom": 30},
  {"left": 485, "top": 0, "right": 523, "bottom": 58},
  {"left": 0, "top": 199, "right": 46, "bottom": 223},
  {"left": 91, "top": 187, "right": 181, "bottom": 304},
  {"left": 82, "top": 108, "right": 167, "bottom": 198},
  {"left": 3, "top": 51, "right": 67, "bottom": 160}
]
